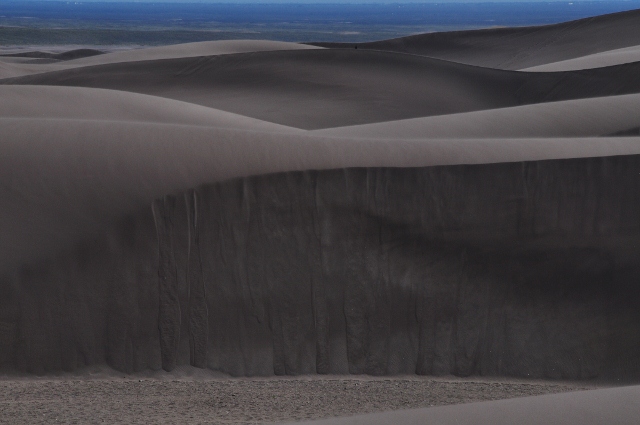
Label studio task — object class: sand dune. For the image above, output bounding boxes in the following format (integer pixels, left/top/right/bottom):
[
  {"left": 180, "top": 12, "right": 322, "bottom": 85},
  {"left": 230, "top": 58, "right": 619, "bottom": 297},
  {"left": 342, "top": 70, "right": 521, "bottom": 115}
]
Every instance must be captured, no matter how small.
[
  {"left": 522, "top": 44, "right": 640, "bottom": 71},
  {"left": 311, "top": 8, "right": 640, "bottom": 69},
  {"left": 314, "top": 94, "right": 640, "bottom": 138},
  {"left": 0, "top": 59, "right": 75, "bottom": 79},
  {"left": 281, "top": 385, "right": 640, "bottom": 425},
  {"left": 6, "top": 49, "right": 640, "bottom": 129},
  {"left": 63, "top": 39, "right": 322, "bottom": 67},
  {"left": 2, "top": 115, "right": 640, "bottom": 273},
  {"left": 0, "top": 48, "right": 104, "bottom": 60},
  {"left": 0, "top": 85, "right": 300, "bottom": 132},
  {"left": 0, "top": 40, "right": 319, "bottom": 79},
  {"left": 2, "top": 12, "right": 640, "bottom": 423}
]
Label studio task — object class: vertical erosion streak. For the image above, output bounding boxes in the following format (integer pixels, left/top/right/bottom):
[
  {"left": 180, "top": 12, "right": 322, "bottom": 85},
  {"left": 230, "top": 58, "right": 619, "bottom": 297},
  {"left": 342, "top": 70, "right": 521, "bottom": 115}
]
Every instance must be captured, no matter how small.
[
  {"left": 311, "top": 173, "right": 330, "bottom": 374},
  {"left": 186, "top": 190, "right": 209, "bottom": 369},
  {"left": 152, "top": 195, "right": 181, "bottom": 372}
]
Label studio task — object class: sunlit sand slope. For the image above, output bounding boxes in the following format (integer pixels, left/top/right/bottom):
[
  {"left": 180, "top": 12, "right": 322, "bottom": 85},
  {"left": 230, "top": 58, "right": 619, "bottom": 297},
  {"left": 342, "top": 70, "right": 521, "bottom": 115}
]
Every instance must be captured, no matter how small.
[
  {"left": 0, "top": 85, "right": 300, "bottom": 131},
  {"left": 314, "top": 94, "right": 640, "bottom": 138},
  {"left": 280, "top": 385, "right": 640, "bottom": 425},
  {"left": 522, "top": 45, "right": 640, "bottom": 71}
]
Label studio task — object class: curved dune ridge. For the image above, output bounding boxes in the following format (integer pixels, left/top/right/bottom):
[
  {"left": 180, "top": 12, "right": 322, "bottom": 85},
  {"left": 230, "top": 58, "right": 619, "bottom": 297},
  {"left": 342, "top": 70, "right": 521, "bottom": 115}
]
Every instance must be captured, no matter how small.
[
  {"left": 4, "top": 117, "right": 640, "bottom": 273},
  {"left": 522, "top": 44, "right": 640, "bottom": 71},
  {"left": 3, "top": 10, "right": 640, "bottom": 424},
  {"left": 0, "top": 85, "right": 300, "bottom": 131},
  {"left": 5, "top": 48, "right": 640, "bottom": 129},
  {"left": 313, "top": 94, "right": 640, "bottom": 138},
  {"left": 0, "top": 40, "right": 322, "bottom": 79}
]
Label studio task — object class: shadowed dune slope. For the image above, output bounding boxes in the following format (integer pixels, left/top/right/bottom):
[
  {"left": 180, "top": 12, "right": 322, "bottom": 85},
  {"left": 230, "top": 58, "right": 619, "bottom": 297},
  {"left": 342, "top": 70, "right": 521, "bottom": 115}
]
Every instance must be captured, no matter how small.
[
  {"left": 281, "top": 386, "right": 640, "bottom": 425},
  {"left": 0, "top": 48, "right": 104, "bottom": 61},
  {"left": 4, "top": 134, "right": 640, "bottom": 377},
  {"left": 314, "top": 94, "right": 640, "bottom": 138},
  {"left": 310, "top": 8, "right": 640, "bottom": 70},
  {"left": 5, "top": 49, "right": 640, "bottom": 129}
]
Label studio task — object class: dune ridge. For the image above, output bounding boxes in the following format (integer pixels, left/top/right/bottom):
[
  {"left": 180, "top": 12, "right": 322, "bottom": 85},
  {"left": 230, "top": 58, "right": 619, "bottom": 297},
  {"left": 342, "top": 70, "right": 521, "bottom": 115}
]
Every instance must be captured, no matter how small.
[
  {"left": 6, "top": 49, "right": 640, "bottom": 129},
  {"left": 522, "top": 44, "right": 640, "bottom": 71},
  {"left": 313, "top": 93, "right": 640, "bottom": 138},
  {"left": 3, "top": 114, "right": 640, "bottom": 275},
  {"left": 0, "top": 40, "right": 321, "bottom": 79},
  {"left": 310, "top": 8, "right": 640, "bottom": 69}
]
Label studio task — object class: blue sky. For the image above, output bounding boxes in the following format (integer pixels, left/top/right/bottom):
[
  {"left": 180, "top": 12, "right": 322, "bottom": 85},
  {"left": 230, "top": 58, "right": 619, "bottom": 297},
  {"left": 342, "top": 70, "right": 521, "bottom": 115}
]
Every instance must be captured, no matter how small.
[{"left": 15, "top": 0, "right": 639, "bottom": 3}]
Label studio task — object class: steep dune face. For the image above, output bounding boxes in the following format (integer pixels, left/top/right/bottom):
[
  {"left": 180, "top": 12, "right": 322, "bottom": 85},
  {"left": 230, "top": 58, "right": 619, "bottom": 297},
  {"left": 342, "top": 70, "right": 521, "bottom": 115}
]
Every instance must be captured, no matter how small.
[
  {"left": 4, "top": 113, "right": 640, "bottom": 275},
  {"left": 3, "top": 156, "right": 640, "bottom": 379},
  {"left": 310, "top": 8, "right": 640, "bottom": 70},
  {"left": 3, "top": 11, "right": 640, "bottom": 384},
  {"left": 5, "top": 49, "right": 640, "bottom": 129}
]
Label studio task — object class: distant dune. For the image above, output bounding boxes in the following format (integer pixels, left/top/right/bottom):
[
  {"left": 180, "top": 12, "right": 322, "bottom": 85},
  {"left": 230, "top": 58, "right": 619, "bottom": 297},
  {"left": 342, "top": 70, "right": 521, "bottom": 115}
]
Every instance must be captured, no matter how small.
[
  {"left": 2, "top": 9, "right": 640, "bottom": 425},
  {"left": 311, "top": 8, "right": 640, "bottom": 69},
  {"left": 0, "top": 40, "right": 321, "bottom": 79},
  {"left": 6, "top": 49, "right": 640, "bottom": 128}
]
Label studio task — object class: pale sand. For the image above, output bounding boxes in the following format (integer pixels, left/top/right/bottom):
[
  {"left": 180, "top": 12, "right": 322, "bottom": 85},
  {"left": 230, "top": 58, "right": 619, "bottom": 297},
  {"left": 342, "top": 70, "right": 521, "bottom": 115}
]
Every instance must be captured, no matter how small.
[
  {"left": 0, "top": 59, "right": 76, "bottom": 79},
  {"left": 313, "top": 94, "right": 640, "bottom": 138},
  {"left": 283, "top": 385, "right": 640, "bottom": 425},
  {"left": 0, "top": 86, "right": 300, "bottom": 132},
  {"left": 522, "top": 44, "right": 640, "bottom": 71},
  {"left": 0, "top": 373, "right": 592, "bottom": 425}
]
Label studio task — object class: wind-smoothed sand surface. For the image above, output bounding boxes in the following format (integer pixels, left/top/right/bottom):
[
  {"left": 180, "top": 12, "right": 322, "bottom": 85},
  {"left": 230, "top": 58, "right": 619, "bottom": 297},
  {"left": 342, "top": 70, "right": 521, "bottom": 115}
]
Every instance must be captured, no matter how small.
[
  {"left": 0, "top": 375, "right": 590, "bottom": 425},
  {"left": 0, "top": 86, "right": 300, "bottom": 131},
  {"left": 522, "top": 44, "right": 640, "bottom": 71},
  {"left": 2, "top": 8, "right": 640, "bottom": 425},
  {"left": 313, "top": 94, "right": 640, "bottom": 138}
]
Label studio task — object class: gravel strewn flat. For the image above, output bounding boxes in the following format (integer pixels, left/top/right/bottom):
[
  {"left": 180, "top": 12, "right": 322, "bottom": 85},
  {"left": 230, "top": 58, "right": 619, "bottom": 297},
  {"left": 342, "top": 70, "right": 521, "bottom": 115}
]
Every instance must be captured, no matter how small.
[{"left": 0, "top": 376, "right": 592, "bottom": 425}]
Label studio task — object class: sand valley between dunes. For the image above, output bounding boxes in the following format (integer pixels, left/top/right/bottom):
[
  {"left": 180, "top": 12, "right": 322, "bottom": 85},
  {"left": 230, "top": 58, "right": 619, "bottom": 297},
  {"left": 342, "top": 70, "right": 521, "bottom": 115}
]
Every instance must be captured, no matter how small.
[{"left": 3, "top": 7, "right": 640, "bottom": 425}]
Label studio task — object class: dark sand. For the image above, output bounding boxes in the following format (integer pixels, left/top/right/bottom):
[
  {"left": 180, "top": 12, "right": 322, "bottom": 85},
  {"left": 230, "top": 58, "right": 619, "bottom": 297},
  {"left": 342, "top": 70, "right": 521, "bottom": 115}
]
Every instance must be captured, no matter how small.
[{"left": 312, "top": 8, "right": 640, "bottom": 70}]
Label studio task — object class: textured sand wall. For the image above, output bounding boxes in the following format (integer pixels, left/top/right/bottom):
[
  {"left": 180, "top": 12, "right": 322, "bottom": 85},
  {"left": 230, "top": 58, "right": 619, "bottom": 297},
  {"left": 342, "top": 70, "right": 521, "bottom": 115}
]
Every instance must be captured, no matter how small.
[{"left": 2, "top": 155, "right": 640, "bottom": 380}]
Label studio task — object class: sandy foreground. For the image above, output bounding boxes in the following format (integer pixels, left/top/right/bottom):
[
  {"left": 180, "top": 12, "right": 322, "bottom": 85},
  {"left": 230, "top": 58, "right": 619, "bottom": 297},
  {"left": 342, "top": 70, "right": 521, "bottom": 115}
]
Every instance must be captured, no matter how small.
[{"left": 0, "top": 370, "right": 594, "bottom": 425}]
